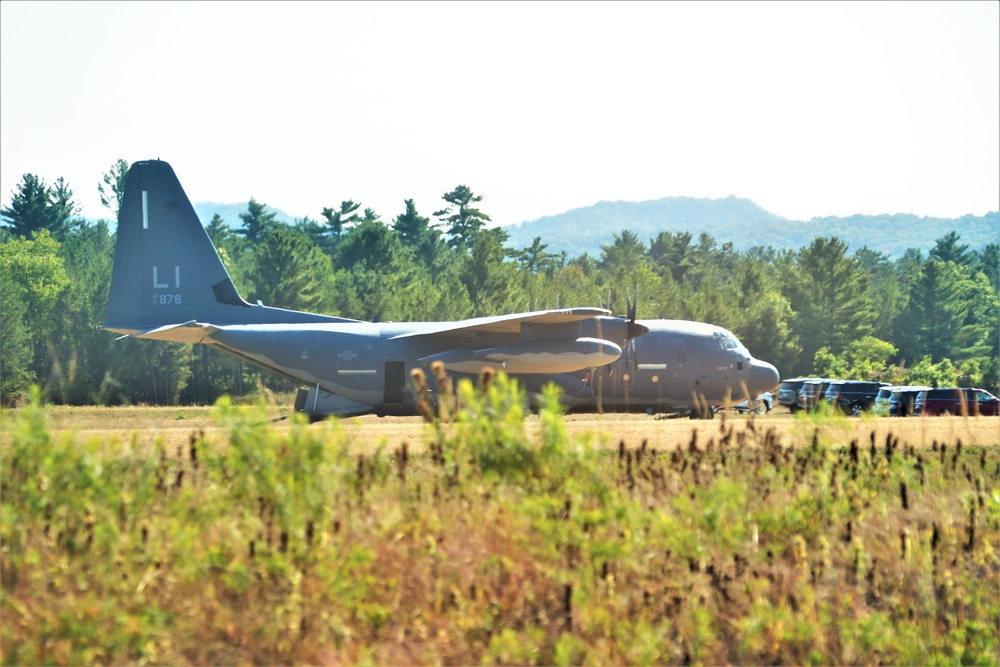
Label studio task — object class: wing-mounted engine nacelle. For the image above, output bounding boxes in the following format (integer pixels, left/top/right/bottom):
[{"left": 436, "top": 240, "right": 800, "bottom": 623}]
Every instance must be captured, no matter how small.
[
  {"left": 421, "top": 337, "right": 621, "bottom": 374},
  {"left": 576, "top": 316, "right": 647, "bottom": 345}
]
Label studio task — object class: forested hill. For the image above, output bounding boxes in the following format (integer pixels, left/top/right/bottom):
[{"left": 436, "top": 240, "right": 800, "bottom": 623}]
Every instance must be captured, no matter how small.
[
  {"left": 193, "top": 202, "right": 297, "bottom": 227},
  {"left": 189, "top": 195, "right": 998, "bottom": 259},
  {"left": 501, "top": 196, "right": 1000, "bottom": 258}
]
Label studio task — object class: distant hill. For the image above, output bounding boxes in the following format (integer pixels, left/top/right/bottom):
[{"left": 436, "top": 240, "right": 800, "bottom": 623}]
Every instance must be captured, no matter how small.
[
  {"left": 192, "top": 202, "right": 298, "bottom": 228},
  {"left": 178, "top": 196, "right": 999, "bottom": 260},
  {"left": 500, "top": 196, "right": 1000, "bottom": 259}
]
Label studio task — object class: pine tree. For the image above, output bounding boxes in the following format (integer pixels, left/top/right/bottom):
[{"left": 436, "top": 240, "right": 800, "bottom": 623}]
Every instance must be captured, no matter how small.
[
  {"left": 1, "top": 174, "right": 79, "bottom": 239},
  {"left": 251, "top": 227, "right": 332, "bottom": 312},
  {"left": 236, "top": 198, "right": 278, "bottom": 245},
  {"left": 513, "top": 236, "right": 561, "bottom": 275},
  {"left": 434, "top": 185, "right": 491, "bottom": 250},
  {"left": 784, "top": 237, "right": 873, "bottom": 374},
  {"left": 98, "top": 158, "right": 130, "bottom": 219},
  {"left": 393, "top": 199, "right": 443, "bottom": 270}
]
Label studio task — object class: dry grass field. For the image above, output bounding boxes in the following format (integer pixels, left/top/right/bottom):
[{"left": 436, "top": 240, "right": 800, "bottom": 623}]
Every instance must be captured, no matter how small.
[{"left": 8, "top": 402, "right": 998, "bottom": 455}]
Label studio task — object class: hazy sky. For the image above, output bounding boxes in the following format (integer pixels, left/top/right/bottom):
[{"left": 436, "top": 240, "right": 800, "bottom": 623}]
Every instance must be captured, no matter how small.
[{"left": 2, "top": 1, "right": 998, "bottom": 229}]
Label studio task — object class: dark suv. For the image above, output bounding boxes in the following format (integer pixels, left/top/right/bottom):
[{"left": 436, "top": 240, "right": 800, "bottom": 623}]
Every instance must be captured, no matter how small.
[
  {"left": 825, "top": 380, "right": 889, "bottom": 416},
  {"left": 777, "top": 378, "right": 810, "bottom": 412},
  {"left": 884, "top": 385, "right": 931, "bottom": 417},
  {"left": 913, "top": 388, "right": 1000, "bottom": 416},
  {"left": 797, "top": 379, "right": 836, "bottom": 412}
]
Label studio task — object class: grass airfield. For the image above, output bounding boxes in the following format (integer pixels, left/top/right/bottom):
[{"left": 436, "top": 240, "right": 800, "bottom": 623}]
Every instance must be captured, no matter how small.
[
  {"left": 2, "top": 386, "right": 998, "bottom": 664},
  {"left": 18, "top": 400, "right": 1000, "bottom": 455}
]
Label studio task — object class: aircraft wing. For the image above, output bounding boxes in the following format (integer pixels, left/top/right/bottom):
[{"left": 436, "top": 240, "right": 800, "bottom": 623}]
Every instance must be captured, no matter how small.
[{"left": 389, "top": 307, "right": 611, "bottom": 340}]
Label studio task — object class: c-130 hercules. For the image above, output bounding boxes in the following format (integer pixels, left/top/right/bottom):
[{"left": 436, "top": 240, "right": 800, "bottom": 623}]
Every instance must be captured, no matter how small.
[{"left": 101, "top": 160, "right": 780, "bottom": 419}]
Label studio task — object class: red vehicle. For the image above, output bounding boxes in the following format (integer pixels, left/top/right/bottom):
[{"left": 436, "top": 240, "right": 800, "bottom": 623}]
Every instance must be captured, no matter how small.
[{"left": 913, "top": 388, "right": 1000, "bottom": 416}]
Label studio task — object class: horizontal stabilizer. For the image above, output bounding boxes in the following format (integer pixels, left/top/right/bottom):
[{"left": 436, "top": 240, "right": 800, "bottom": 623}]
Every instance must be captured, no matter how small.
[{"left": 112, "top": 320, "right": 222, "bottom": 344}]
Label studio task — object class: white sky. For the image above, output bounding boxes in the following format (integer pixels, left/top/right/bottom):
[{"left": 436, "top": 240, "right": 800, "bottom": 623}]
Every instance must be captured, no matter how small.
[{"left": 2, "top": 1, "right": 998, "bottom": 228}]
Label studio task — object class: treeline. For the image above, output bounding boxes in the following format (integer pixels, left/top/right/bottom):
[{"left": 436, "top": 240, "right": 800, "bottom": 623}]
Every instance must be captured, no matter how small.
[{"left": 2, "top": 160, "right": 998, "bottom": 405}]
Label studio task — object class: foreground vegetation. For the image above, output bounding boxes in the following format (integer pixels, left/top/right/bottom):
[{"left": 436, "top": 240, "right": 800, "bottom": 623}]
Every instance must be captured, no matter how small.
[{"left": 2, "top": 378, "right": 999, "bottom": 665}]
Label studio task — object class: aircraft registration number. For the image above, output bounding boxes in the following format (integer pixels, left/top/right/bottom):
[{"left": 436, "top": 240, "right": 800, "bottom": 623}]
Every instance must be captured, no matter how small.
[{"left": 152, "top": 294, "right": 182, "bottom": 305}]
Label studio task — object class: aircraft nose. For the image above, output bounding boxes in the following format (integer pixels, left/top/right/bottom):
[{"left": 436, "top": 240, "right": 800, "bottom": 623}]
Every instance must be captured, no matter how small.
[{"left": 748, "top": 359, "right": 780, "bottom": 395}]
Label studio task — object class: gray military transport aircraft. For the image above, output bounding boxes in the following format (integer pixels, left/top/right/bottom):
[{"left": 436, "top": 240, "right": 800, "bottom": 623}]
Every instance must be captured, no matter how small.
[{"left": 101, "top": 160, "right": 780, "bottom": 419}]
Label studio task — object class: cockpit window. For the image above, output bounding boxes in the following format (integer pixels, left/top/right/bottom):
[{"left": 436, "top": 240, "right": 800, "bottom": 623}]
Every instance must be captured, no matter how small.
[{"left": 712, "top": 331, "right": 740, "bottom": 350}]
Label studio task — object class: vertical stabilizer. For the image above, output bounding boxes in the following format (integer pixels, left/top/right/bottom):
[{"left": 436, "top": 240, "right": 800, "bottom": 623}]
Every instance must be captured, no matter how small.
[
  {"left": 104, "top": 160, "right": 250, "bottom": 332},
  {"left": 103, "top": 160, "right": 355, "bottom": 335}
]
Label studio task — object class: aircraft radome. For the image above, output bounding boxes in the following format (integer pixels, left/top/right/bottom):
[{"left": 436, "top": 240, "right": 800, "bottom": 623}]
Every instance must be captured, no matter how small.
[{"left": 101, "top": 160, "right": 781, "bottom": 420}]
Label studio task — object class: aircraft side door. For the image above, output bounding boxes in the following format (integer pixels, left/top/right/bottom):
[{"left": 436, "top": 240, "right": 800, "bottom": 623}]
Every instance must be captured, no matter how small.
[{"left": 384, "top": 361, "right": 406, "bottom": 407}]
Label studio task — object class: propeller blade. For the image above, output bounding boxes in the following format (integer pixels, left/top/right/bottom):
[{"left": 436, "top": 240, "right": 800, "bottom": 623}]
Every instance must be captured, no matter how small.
[
  {"left": 628, "top": 336, "right": 637, "bottom": 367},
  {"left": 624, "top": 285, "right": 647, "bottom": 339}
]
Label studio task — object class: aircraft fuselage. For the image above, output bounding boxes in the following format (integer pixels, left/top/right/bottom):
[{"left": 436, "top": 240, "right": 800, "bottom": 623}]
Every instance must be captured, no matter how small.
[{"left": 203, "top": 317, "right": 770, "bottom": 416}]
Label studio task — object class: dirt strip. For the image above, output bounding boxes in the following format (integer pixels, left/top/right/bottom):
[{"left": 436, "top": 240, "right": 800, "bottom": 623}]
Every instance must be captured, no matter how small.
[{"left": 4, "top": 405, "right": 997, "bottom": 456}]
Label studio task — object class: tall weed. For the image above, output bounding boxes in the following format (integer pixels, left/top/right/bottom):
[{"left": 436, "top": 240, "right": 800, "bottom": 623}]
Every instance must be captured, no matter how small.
[{"left": 2, "top": 380, "right": 997, "bottom": 664}]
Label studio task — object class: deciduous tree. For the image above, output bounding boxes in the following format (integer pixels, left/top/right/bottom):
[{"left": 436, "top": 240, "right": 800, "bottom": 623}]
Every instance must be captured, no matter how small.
[
  {"left": 0, "top": 231, "right": 69, "bottom": 395},
  {"left": 0, "top": 267, "right": 32, "bottom": 401}
]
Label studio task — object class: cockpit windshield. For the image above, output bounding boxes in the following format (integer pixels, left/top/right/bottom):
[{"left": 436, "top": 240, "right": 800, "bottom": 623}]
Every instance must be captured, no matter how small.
[{"left": 712, "top": 330, "right": 741, "bottom": 350}]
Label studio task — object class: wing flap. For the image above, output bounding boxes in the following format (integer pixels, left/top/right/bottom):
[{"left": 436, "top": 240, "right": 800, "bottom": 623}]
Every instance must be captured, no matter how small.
[{"left": 389, "top": 307, "right": 611, "bottom": 340}]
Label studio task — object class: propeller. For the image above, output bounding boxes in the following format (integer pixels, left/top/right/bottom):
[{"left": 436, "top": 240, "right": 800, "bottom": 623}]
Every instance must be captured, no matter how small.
[
  {"left": 621, "top": 288, "right": 648, "bottom": 383},
  {"left": 624, "top": 288, "right": 648, "bottom": 341},
  {"left": 591, "top": 286, "right": 649, "bottom": 409}
]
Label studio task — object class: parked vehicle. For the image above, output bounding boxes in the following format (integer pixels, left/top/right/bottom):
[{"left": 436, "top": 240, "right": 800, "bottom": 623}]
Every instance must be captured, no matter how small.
[
  {"left": 885, "top": 386, "right": 932, "bottom": 417},
  {"left": 873, "top": 386, "right": 894, "bottom": 415},
  {"left": 777, "top": 378, "right": 809, "bottom": 412},
  {"left": 734, "top": 392, "right": 772, "bottom": 414},
  {"left": 797, "top": 379, "right": 836, "bottom": 412},
  {"left": 825, "top": 380, "right": 889, "bottom": 416},
  {"left": 913, "top": 388, "right": 1000, "bottom": 416}
]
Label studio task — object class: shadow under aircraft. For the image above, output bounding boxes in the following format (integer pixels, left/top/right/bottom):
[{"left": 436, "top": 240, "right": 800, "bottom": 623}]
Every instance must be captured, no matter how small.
[{"left": 101, "top": 160, "right": 780, "bottom": 420}]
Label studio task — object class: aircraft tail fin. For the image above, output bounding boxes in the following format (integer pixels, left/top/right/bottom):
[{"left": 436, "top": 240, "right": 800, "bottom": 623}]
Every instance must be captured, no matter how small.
[{"left": 103, "top": 160, "right": 352, "bottom": 335}]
